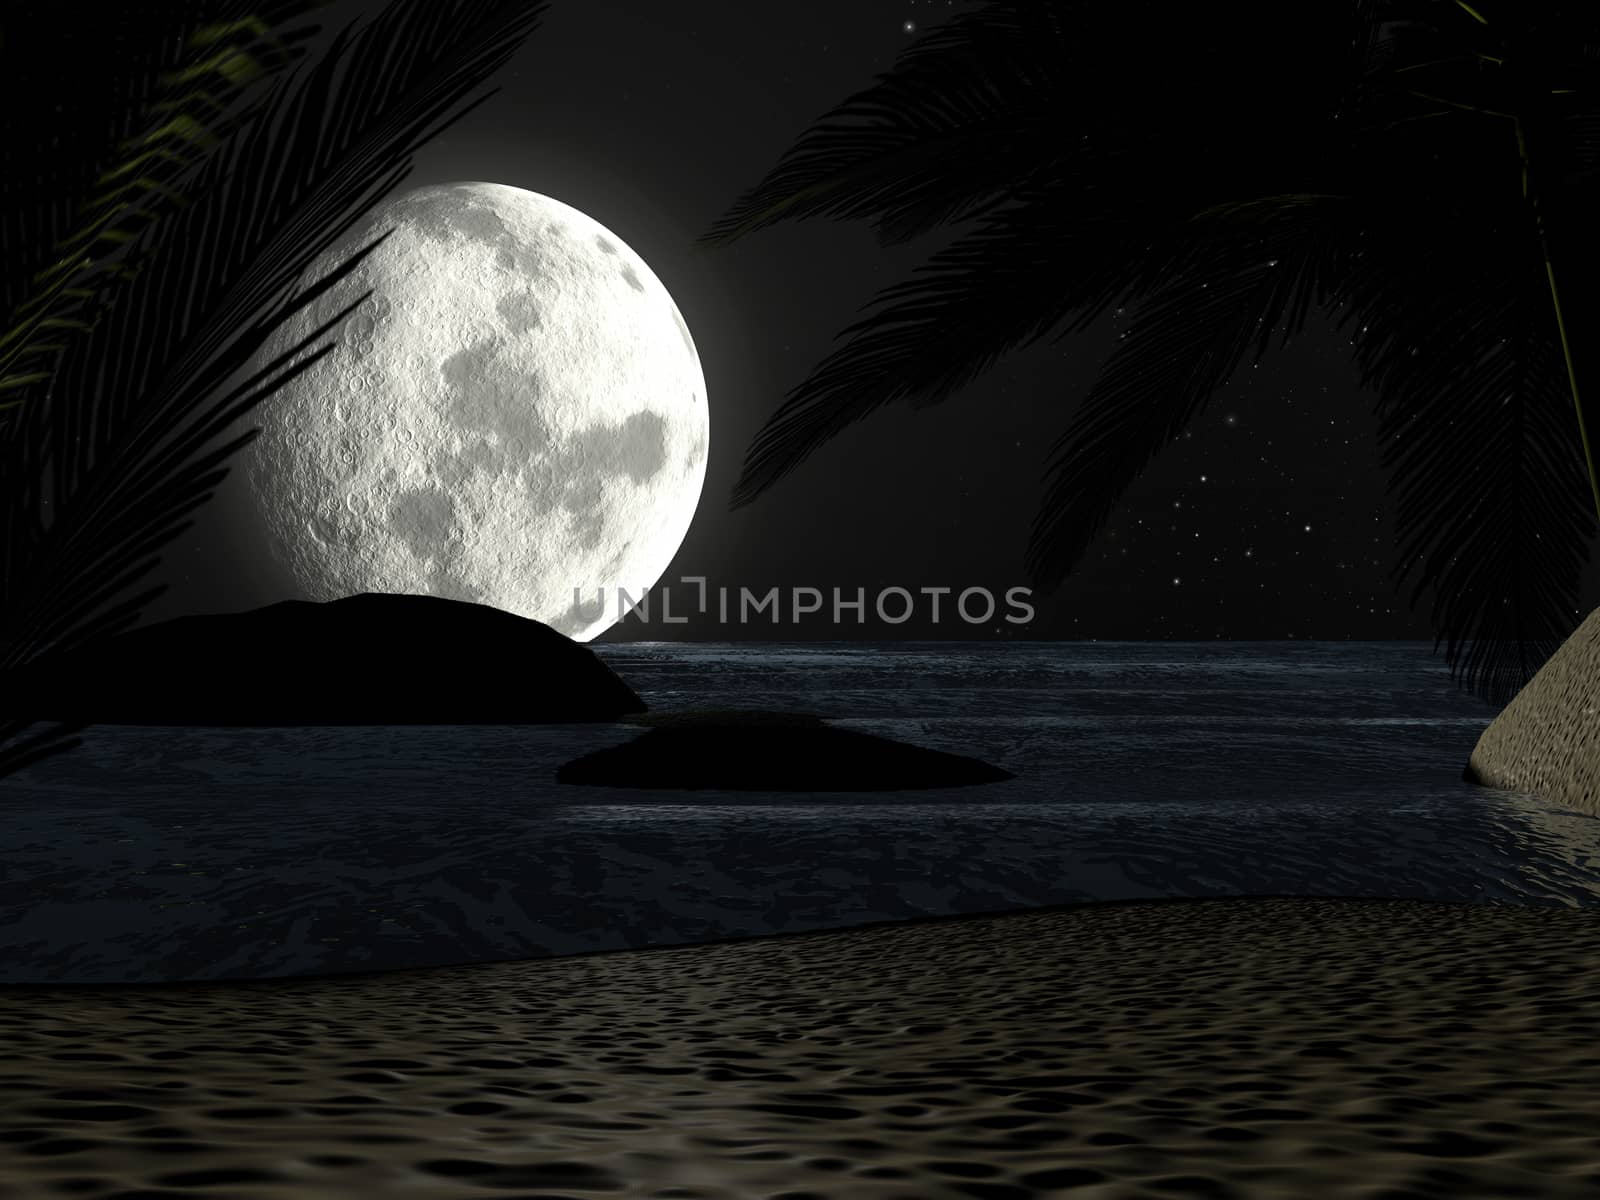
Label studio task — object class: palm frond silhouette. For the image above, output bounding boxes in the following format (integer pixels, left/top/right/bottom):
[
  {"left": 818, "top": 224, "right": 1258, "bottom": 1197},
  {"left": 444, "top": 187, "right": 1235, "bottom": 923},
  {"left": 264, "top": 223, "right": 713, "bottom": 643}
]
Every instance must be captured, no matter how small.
[
  {"left": 0, "top": 0, "right": 549, "bottom": 779},
  {"left": 0, "top": 3, "right": 320, "bottom": 410},
  {"left": 700, "top": 0, "right": 1600, "bottom": 706}
]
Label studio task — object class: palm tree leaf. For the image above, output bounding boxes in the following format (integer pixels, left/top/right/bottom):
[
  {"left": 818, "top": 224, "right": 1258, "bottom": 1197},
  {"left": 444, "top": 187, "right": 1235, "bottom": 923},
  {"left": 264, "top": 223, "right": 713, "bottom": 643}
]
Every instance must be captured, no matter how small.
[
  {"left": 718, "top": 0, "right": 1372, "bottom": 510},
  {"left": 727, "top": 170, "right": 1195, "bottom": 508},
  {"left": 703, "top": 1, "right": 1369, "bottom": 252},
  {"left": 0, "top": 2, "right": 546, "bottom": 775},
  {"left": 3, "top": 246, "right": 375, "bottom": 669},
  {"left": 1326, "top": 0, "right": 1600, "bottom": 703},
  {"left": 1025, "top": 194, "right": 1362, "bottom": 592},
  {"left": 50, "top": 0, "right": 541, "bottom": 470},
  {"left": 0, "top": 2, "right": 322, "bottom": 410},
  {"left": 701, "top": 0, "right": 1600, "bottom": 710},
  {"left": 1330, "top": 195, "right": 1594, "bottom": 705},
  {"left": 1, "top": 0, "right": 547, "bottom": 674},
  {"left": 700, "top": 2, "right": 1081, "bottom": 249},
  {"left": 730, "top": 160, "right": 1361, "bottom": 512}
]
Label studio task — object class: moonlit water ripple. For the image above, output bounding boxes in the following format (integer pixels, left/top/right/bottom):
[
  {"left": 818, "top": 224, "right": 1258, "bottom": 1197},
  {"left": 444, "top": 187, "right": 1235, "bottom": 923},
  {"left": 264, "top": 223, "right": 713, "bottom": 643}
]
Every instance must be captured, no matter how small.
[{"left": 1, "top": 640, "right": 1597, "bottom": 983}]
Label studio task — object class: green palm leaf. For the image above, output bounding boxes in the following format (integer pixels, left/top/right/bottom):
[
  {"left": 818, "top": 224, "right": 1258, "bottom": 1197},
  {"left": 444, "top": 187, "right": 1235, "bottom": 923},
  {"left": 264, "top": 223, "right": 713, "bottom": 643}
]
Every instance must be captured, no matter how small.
[
  {"left": 0, "top": 3, "right": 322, "bottom": 409},
  {"left": 0, "top": 0, "right": 548, "bottom": 779}
]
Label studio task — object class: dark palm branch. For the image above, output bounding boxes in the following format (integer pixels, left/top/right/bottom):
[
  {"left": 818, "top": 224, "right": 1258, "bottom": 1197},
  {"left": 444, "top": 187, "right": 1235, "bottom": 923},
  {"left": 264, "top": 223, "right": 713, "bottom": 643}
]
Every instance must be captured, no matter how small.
[
  {"left": 701, "top": 0, "right": 1600, "bottom": 706},
  {"left": 700, "top": 2, "right": 1079, "bottom": 249},
  {"left": 0, "top": 0, "right": 549, "bottom": 779},
  {"left": 0, "top": 3, "right": 322, "bottom": 409},
  {"left": 712, "top": 0, "right": 1372, "bottom": 505},
  {"left": 1332, "top": 191, "right": 1594, "bottom": 703},
  {"left": 728, "top": 170, "right": 1150, "bottom": 506},
  {"left": 0, "top": 1, "right": 324, "bottom": 774},
  {"left": 1028, "top": 193, "right": 1365, "bottom": 591}
]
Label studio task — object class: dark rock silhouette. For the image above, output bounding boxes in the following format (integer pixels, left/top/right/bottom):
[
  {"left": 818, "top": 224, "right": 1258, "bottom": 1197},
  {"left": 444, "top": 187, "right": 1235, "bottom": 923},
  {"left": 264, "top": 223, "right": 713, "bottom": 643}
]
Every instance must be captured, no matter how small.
[
  {"left": 0, "top": 593, "right": 645, "bottom": 726},
  {"left": 559, "top": 709, "right": 1013, "bottom": 791},
  {"left": 621, "top": 708, "right": 826, "bottom": 730}
]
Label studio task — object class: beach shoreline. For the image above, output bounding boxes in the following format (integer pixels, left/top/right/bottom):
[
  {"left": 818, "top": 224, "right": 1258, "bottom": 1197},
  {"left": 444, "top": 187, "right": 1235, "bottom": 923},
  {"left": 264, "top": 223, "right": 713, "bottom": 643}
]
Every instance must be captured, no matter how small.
[{"left": 3, "top": 895, "right": 1599, "bottom": 1198}]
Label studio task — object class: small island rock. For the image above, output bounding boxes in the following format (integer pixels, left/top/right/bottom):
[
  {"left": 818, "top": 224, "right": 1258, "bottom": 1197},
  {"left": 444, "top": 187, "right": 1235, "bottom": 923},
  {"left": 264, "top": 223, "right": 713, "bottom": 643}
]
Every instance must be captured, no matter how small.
[
  {"left": 559, "top": 709, "right": 1014, "bottom": 791},
  {"left": 0, "top": 593, "right": 645, "bottom": 726}
]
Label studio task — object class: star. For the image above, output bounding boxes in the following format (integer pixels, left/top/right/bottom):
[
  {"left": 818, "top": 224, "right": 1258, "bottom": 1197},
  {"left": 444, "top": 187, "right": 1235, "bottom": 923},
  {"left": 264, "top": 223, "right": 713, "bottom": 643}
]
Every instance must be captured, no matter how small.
[{"left": 903, "top": 20, "right": 916, "bottom": 33}]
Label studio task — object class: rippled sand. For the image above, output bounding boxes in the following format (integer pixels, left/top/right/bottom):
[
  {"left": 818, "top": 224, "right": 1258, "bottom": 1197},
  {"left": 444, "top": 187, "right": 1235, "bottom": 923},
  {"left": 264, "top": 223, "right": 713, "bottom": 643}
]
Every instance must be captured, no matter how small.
[{"left": 3, "top": 896, "right": 1600, "bottom": 1198}]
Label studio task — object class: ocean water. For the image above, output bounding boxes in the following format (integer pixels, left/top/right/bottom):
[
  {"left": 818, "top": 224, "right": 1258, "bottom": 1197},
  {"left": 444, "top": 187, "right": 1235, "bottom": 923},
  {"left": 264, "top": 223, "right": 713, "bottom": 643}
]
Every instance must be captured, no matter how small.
[{"left": 1, "top": 639, "right": 1597, "bottom": 984}]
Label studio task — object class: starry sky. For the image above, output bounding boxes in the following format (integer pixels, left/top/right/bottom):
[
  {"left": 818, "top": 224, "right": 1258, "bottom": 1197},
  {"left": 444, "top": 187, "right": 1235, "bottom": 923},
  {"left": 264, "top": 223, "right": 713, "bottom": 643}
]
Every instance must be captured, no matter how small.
[{"left": 31, "top": 1, "right": 1600, "bottom": 642}]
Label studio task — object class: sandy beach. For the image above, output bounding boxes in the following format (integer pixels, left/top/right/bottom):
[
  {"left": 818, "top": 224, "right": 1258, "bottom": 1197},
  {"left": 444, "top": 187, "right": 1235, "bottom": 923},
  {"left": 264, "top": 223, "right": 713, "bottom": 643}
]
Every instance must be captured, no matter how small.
[{"left": 2, "top": 895, "right": 1600, "bottom": 1198}]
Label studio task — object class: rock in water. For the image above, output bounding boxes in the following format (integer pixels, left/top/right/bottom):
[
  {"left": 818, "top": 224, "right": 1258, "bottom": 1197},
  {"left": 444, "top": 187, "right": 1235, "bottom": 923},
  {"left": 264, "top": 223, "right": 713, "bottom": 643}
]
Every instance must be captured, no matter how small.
[
  {"left": 0, "top": 593, "right": 645, "bottom": 725},
  {"left": 1464, "top": 606, "right": 1600, "bottom": 815},
  {"left": 559, "top": 710, "right": 1014, "bottom": 791}
]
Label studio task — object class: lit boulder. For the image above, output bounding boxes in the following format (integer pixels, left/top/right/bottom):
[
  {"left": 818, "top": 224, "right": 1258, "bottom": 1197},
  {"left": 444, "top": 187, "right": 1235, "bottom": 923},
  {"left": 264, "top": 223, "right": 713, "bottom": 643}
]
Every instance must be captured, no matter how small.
[
  {"left": 1463, "top": 606, "right": 1600, "bottom": 816},
  {"left": 0, "top": 593, "right": 645, "bottom": 726}
]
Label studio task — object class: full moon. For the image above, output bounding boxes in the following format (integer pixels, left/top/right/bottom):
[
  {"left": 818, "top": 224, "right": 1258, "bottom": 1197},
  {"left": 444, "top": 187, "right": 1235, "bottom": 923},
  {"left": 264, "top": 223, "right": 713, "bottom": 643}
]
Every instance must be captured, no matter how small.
[{"left": 234, "top": 181, "right": 709, "bottom": 641}]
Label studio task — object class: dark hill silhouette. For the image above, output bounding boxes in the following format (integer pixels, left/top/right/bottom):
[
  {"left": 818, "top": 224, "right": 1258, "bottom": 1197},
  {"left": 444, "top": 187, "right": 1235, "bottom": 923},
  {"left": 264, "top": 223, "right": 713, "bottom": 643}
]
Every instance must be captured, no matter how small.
[
  {"left": 0, "top": 593, "right": 645, "bottom": 726},
  {"left": 559, "top": 709, "right": 1014, "bottom": 791}
]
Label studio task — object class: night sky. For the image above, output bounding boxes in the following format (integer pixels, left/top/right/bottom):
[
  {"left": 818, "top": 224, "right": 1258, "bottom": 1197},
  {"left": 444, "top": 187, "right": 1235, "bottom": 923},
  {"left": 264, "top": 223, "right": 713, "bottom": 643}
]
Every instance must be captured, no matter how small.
[{"left": 57, "top": 2, "right": 1600, "bottom": 641}]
